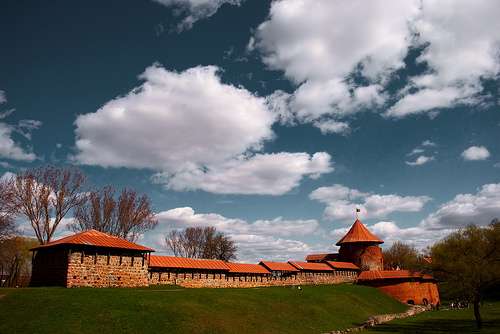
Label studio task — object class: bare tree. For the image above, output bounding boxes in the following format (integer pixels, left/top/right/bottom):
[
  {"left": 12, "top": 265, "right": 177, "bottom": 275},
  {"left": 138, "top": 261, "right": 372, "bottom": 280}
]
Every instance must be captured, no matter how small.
[
  {"left": 12, "top": 166, "right": 86, "bottom": 244},
  {"left": 165, "top": 226, "right": 237, "bottom": 261},
  {"left": 383, "top": 241, "right": 423, "bottom": 270},
  {"left": 165, "top": 227, "right": 204, "bottom": 258},
  {"left": 0, "top": 178, "right": 17, "bottom": 240},
  {"left": 71, "top": 186, "right": 157, "bottom": 242}
]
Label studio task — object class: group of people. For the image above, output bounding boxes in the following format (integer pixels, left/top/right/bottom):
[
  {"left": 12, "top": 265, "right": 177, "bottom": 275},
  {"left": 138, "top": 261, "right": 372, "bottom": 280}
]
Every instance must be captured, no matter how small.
[{"left": 449, "top": 301, "right": 469, "bottom": 309}]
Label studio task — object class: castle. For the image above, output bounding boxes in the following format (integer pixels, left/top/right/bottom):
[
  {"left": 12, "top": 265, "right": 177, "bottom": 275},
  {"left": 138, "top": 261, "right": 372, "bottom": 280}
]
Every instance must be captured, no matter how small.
[{"left": 30, "top": 218, "right": 439, "bottom": 306}]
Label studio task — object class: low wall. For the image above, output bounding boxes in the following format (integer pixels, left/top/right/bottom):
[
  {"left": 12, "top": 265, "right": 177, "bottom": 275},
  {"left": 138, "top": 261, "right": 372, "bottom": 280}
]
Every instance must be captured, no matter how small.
[{"left": 149, "top": 270, "right": 357, "bottom": 288}]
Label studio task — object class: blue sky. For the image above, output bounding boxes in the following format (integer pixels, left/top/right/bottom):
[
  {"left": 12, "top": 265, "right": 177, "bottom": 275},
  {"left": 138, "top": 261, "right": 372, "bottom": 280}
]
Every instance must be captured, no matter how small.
[{"left": 1, "top": 0, "right": 499, "bottom": 262}]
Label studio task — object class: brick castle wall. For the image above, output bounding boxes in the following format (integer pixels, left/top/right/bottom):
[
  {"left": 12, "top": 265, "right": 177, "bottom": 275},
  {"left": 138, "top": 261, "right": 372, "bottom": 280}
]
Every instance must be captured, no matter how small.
[
  {"left": 148, "top": 270, "right": 357, "bottom": 288},
  {"left": 367, "top": 280, "right": 440, "bottom": 306},
  {"left": 66, "top": 250, "right": 149, "bottom": 288},
  {"left": 339, "top": 244, "right": 384, "bottom": 271}
]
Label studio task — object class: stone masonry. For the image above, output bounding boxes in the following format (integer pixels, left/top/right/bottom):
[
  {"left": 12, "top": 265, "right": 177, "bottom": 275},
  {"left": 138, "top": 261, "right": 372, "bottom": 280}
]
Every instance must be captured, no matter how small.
[
  {"left": 66, "top": 250, "right": 149, "bottom": 288},
  {"left": 149, "top": 270, "right": 357, "bottom": 288}
]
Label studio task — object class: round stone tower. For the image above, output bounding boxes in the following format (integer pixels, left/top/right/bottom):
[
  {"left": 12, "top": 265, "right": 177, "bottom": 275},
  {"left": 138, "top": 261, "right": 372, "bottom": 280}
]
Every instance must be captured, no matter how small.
[{"left": 336, "top": 219, "right": 384, "bottom": 271}]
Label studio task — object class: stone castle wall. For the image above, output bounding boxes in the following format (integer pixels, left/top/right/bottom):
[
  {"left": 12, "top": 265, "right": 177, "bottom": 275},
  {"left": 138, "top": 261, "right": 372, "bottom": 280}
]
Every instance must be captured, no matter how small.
[
  {"left": 149, "top": 270, "right": 357, "bottom": 288},
  {"left": 66, "top": 250, "right": 149, "bottom": 288},
  {"left": 31, "top": 248, "right": 357, "bottom": 288}
]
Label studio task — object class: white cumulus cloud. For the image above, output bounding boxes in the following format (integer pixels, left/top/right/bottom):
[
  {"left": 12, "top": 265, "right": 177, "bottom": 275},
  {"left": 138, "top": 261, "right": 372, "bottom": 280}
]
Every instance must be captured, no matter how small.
[
  {"left": 153, "top": 0, "right": 244, "bottom": 30},
  {"left": 461, "top": 146, "right": 490, "bottom": 161},
  {"left": 254, "top": 0, "right": 416, "bottom": 130},
  {"left": 310, "top": 184, "right": 431, "bottom": 223},
  {"left": 313, "top": 120, "right": 351, "bottom": 136},
  {"left": 330, "top": 182, "right": 500, "bottom": 248},
  {"left": 154, "top": 152, "right": 332, "bottom": 195},
  {"left": 422, "top": 182, "right": 500, "bottom": 229},
  {"left": 406, "top": 155, "right": 434, "bottom": 166},
  {"left": 254, "top": 0, "right": 500, "bottom": 126},
  {"left": 151, "top": 207, "right": 320, "bottom": 261},
  {"left": 385, "top": 87, "right": 465, "bottom": 118},
  {"left": 386, "top": 0, "right": 500, "bottom": 117},
  {"left": 422, "top": 140, "right": 436, "bottom": 147},
  {"left": 0, "top": 91, "right": 40, "bottom": 161},
  {"left": 74, "top": 65, "right": 332, "bottom": 195}
]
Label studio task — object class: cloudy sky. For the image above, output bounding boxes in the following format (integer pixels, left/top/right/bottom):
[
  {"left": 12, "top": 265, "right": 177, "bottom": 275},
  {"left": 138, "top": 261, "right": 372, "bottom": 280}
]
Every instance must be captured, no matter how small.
[{"left": 1, "top": 0, "right": 500, "bottom": 262}]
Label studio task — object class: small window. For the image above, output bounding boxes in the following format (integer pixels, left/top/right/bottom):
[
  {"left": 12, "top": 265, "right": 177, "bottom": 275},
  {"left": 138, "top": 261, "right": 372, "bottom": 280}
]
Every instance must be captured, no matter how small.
[{"left": 407, "top": 300, "right": 415, "bottom": 305}]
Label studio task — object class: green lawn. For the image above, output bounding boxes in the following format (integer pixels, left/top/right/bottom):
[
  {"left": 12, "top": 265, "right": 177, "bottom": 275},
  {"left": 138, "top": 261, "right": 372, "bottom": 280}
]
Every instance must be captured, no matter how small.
[
  {"left": 366, "top": 301, "right": 500, "bottom": 334},
  {"left": 0, "top": 284, "right": 406, "bottom": 334}
]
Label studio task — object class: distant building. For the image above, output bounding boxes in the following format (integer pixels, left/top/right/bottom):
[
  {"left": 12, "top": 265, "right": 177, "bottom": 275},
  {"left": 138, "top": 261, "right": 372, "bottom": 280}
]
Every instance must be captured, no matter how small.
[
  {"left": 324, "top": 261, "right": 360, "bottom": 273},
  {"left": 29, "top": 218, "right": 440, "bottom": 306},
  {"left": 304, "top": 218, "right": 440, "bottom": 306},
  {"left": 336, "top": 219, "right": 384, "bottom": 271},
  {"left": 288, "top": 261, "right": 334, "bottom": 274},
  {"left": 305, "top": 253, "right": 338, "bottom": 262},
  {"left": 30, "top": 230, "right": 153, "bottom": 287}
]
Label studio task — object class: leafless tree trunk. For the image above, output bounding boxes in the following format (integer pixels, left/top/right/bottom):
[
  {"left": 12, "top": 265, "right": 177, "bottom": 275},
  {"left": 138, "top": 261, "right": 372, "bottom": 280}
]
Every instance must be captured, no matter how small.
[
  {"left": 12, "top": 166, "right": 86, "bottom": 244},
  {"left": 116, "top": 189, "right": 157, "bottom": 242},
  {"left": 473, "top": 293, "right": 482, "bottom": 329},
  {"left": 71, "top": 187, "right": 157, "bottom": 242},
  {"left": 165, "top": 230, "right": 184, "bottom": 257},
  {"left": 0, "top": 178, "right": 17, "bottom": 240},
  {"left": 165, "top": 226, "right": 237, "bottom": 261}
]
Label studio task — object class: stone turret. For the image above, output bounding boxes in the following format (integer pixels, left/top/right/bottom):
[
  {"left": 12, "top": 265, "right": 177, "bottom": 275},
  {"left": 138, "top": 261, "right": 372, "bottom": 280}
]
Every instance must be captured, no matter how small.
[{"left": 336, "top": 219, "right": 384, "bottom": 271}]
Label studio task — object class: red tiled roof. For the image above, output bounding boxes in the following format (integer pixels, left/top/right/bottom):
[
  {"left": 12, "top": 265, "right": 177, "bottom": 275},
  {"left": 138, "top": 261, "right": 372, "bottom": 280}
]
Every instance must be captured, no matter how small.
[
  {"left": 288, "top": 261, "right": 334, "bottom": 272},
  {"left": 325, "top": 261, "right": 360, "bottom": 270},
  {"left": 358, "top": 270, "right": 429, "bottom": 281},
  {"left": 422, "top": 274, "right": 435, "bottom": 280},
  {"left": 305, "top": 253, "right": 336, "bottom": 262},
  {"left": 226, "top": 262, "right": 270, "bottom": 274},
  {"left": 30, "top": 229, "right": 154, "bottom": 252},
  {"left": 336, "top": 219, "right": 383, "bottom": 245},
  {"left": 259, "top": 261, "right": 299, "bottom": 272},
  {"left": 149, "top": 255, "right": 229, "bottom": 271}
]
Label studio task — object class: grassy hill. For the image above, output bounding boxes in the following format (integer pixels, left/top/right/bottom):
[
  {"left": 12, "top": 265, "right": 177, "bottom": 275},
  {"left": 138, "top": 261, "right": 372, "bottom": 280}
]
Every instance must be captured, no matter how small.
[
  {"left": 366, "top": 301, "right": 500, "bottom": 334},
  {"left": 0, "top": 284, "right": 406, "bottom": 334}
]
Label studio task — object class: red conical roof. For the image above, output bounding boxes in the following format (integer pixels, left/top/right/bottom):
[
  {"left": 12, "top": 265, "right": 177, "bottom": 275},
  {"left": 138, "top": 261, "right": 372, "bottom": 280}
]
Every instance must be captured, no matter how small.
[{"left": 336, "top": 219, "right": 383, "bottom": 246}]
